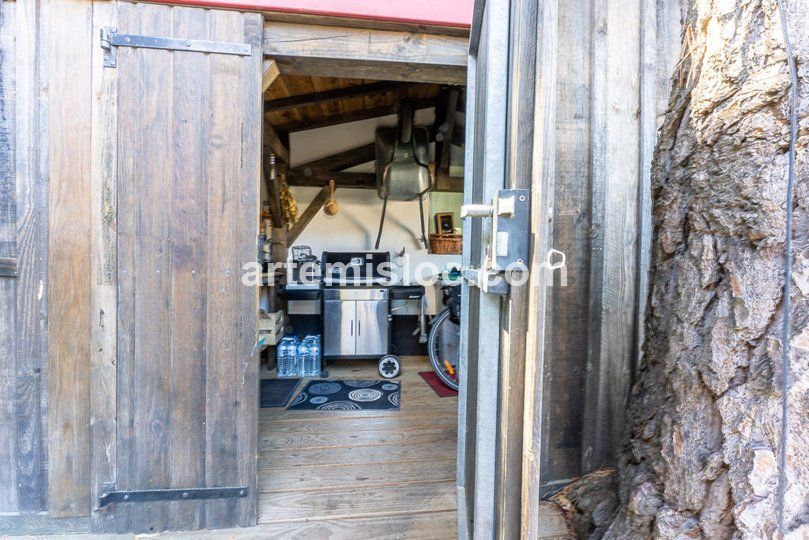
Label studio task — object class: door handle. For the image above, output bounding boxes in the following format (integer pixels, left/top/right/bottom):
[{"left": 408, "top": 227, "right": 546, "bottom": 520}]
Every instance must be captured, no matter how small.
[
  {"left": 350, "top": 320, "right": 354, "bottom": 336},
  {"left": 357, "top": 320, "right": 361, "bottom": 336}
]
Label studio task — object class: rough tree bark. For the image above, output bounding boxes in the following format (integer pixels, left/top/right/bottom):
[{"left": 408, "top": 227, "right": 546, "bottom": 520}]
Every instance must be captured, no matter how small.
[{"left": 603, "top": 0, "right": 808, "bottom": 538}]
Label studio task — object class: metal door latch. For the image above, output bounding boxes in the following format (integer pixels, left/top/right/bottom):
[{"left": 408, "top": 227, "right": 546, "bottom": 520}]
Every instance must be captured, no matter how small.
[
  {"left": 100, "top": 27, "right": 252, "bottom": 68},
  {"left": 461, "top": 189, "right": 530, "bottom": 295}
]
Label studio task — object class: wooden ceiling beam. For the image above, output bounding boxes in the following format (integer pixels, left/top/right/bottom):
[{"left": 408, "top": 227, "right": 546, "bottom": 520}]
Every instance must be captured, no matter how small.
[
  {"left": 287, "top": 185, "right": 331, "bottom": 245},
  {"left": 264, "top": 81, "right": 416, "bottom": 113},
  {"left": 286, "top": 169, "right": 376, "bottom": 189},
  {"left": 272, "top": 97, "right": 437, "bottom": 134},
  {"left": 263, "top": 22, "right": 467, "bottom": 85},
  {"left": 296, "top": 143, "right": 376, "bottom": 173},
  {"left": 263, "top": 121, "right": 290, "bottom": 163},
  {"left": 262, "top": 58, "right": 280, "bottom": 92}
]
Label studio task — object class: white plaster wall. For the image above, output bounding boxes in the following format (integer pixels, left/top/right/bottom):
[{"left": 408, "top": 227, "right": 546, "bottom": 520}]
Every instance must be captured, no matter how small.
[{"left": 287, "top": 109, "right": 462, "bottom": 282}]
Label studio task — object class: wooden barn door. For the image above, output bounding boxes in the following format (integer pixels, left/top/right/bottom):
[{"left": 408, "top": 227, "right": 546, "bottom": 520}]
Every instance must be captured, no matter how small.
[
  {"left": 94, "top": 3, "right": 262, "bottom": 533},
  {"left": 458, "top": 0, "right": 557, "bottom": 538}
]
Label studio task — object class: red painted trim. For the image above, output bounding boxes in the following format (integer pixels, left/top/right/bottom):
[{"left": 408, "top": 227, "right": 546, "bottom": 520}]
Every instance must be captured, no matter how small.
[{"left": 153, "top": 0, "right": 473, "bottom": 28}]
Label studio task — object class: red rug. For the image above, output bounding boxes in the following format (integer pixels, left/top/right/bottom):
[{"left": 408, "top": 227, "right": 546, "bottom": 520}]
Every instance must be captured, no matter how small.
[{"left": 418, "top": 371, "right": 458, "bottom": 397}]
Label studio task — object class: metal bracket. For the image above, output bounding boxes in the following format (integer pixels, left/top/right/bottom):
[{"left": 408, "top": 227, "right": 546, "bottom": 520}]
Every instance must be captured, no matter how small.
[
  {"left": 98, "top": 485, "right": 248, "bottom": 508},
  {"left": 100, "top": 27, "right": 252, "bottom": 68},
  {"left": 461, "top": 189, "right": 530, "bottom": 296},
  {"left": 0, "top": 257, "right": 17, "bottom": 278}
]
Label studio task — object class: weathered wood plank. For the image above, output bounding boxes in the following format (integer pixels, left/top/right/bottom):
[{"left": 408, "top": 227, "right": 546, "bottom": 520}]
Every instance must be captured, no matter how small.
[
  {"left": 521, "top": 0, "right": 558, "bottom": 534},
  {"left": 114, "top": 3, "right": 140, "bottom": 532},
  {"left": 259, "top": 482, "right": 457, "bottom": 523},
  {"left": 260, "top": 425, "right": 458, "bottom": 452},
  {"left": 260, "top": 459, "right": 456, "bottom": 493},
  {"left": 129, "top": 4, "right": 174, "bottom": 531},
  {"left": 582, "top": 0, "right": 642, "bottom": 474},
  {"left": 0, "top": 0, "right": 18, "bottom": 514},
  {"left": 89, "top": 0, "right": 118, "bottom": 532},
  {"left": 47, "top": 0, "right": 93, "bottom": 517},
  {"left": 495, "top": 0, "right": 538, "bottom": 535},
  {"left": 258, "top": 441, "right": 458, "bottom": 469},
  {"left": 10, "top": 4, "right": 43, "bottom": 507},
  {"left": 263, "top": 22, "right": 467, "bottom": 84},
  {"left": 166, "top": 6, "right": 210, "bottom": 531},
  {"left": 542, "top": 0, "right": 592, "bottom": 488},
  {"left": 236, "top": 11, "right": 263, "bottom": 528}
]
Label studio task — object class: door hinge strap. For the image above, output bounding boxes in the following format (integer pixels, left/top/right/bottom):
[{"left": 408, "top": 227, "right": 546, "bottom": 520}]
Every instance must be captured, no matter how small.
[
  {"left": 98, "top": 486, "right": 248, "bottom": 508},
  {"left": 101, "top": 27, "right": 252, "bottom": 68},
  {"left": 0, "top": 257, "right": 17, "bottom": 278}
]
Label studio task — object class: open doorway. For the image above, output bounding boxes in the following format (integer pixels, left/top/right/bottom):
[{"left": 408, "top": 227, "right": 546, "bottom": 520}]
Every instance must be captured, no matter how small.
[{"left": 255, "top": 73, "right": 467, "bottom": 534}]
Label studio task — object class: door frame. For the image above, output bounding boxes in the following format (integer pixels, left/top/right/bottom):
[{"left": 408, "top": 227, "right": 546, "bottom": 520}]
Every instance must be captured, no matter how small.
[{"left": 458, "top": 0, "right": 558, "bottom": 537}]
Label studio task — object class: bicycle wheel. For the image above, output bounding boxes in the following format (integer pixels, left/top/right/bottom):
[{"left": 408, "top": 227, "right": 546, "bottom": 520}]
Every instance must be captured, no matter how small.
[{"left": 428, "top": 308, "right": 460, "bottom": 391}]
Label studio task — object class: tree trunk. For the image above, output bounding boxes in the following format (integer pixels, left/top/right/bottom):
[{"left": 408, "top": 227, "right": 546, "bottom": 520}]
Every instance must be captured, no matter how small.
[{"left": 605, "top": 0, "right": 808, "bottom": 538}]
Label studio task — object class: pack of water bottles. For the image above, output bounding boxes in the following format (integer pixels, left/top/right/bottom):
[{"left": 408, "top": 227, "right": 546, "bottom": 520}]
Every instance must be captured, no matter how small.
[{"left": 277, "top": 334, "right": 321, "bottom": 378}]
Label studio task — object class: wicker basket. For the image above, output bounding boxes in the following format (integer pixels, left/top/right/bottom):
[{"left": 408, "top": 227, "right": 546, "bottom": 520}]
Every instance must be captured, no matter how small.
[{"left": 429, "top": 233, "right": 462, "bottom": 254}]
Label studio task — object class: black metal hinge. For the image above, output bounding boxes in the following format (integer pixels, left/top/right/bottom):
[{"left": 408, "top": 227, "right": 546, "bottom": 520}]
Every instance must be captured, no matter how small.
[
  {"left": 0, "top": 257, "right": 17, "bottom": 278},
  {"left": 98, "top": 485, "right": 248, "bottom": 508},
  {"left": 100, "top": 27, "right": 252, "bottom": 68}
]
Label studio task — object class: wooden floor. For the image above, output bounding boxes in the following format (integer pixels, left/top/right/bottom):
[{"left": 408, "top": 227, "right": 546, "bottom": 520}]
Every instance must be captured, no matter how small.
[{"left": 255, "top": 356, "right": 459, "bottom": 539}]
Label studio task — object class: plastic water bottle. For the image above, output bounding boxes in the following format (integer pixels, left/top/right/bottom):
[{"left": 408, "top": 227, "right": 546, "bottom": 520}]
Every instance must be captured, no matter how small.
[
  {"left": 296, "top": 338, "right": 310, "bottom": 378},
  {"left": 307, "top": 335, "right": 321, "bottom": 376},
  {"left": 278, "top": 336, "right": 299, "bottom": 377}
]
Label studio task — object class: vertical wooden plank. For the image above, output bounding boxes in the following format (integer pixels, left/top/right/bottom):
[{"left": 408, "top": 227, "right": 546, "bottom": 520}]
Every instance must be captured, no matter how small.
[
  {"left": 47, "top": 0, "right": 93, "bottom": 517},
  {"left": 114, "top": 2, "right": 139, "bottom": 531},
  {"left": 89, "top": 0, "right": 118, "bottom": 532},
  {"left": 583, "top": 0, "right": 642, "bottom": 471},
  {"left": 205, "top": 9, "right": 246, "bottom": 528},
  {"left": 0, "top": 0, "right": 19, "bottom": 514},
  {"left": 521, "top": 0, "right": 558, "bottom": 535},
  {"left": 495, "top": 0, "right": 538, "bottom": 536},
  {"left": 236, "top": 12, "right": 263, "bottom": 528},
  {"left": 15, "top": 0, "right": 49, "bottom": 514},
  {"left": 539, "top": 0, "right": 593, "bottom": 487},
  {"left": 130, "top": 4, "right": 173, "bottom": 532},
  {"left": 166, "top": 6, "right": 210, "bottom": 531}
]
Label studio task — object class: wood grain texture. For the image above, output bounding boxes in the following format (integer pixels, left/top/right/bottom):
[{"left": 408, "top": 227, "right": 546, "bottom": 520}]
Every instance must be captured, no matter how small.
[
  {"left": 495, "top": 0, "right": 539, "bottom": 536},
  {"left": 542, "top": 0, "right": 593, "bottom": 486},
  {"left": 47, "top": 0, "right": 93, "bottom": 517},
  {"left": 0, "top": 0, "right": 18, "bottom": 513},
  {"left": 263, "top": 22, "right": 467, "bottom": 85},
  {"left": 9, "top": 0, "right": 45, "bottom": 503},
  {"left": 258, "top": 358, "right": 459, "bottom": 531},
  {"left": 112, "top": 3, "right": 261, "bottom": 532},
  {"left": 89, "top": 0, "right": 119, "bottom": 532},
  {"left": 582, "top": 0, "right": 641, "bottom": 473},
  {"left": 261, "top": 58, "right": 280, "bottom": 93}
]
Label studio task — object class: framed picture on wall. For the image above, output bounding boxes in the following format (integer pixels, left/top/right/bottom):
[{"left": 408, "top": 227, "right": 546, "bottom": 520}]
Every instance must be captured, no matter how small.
[{"left": 434, "top": 212, "right": 456, "bottom": 234}]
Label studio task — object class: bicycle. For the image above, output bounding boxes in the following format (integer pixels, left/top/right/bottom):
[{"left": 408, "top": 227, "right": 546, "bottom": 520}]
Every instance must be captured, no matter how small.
[{"left": 427, "top": 284, "right": 461, "bottom": 391}]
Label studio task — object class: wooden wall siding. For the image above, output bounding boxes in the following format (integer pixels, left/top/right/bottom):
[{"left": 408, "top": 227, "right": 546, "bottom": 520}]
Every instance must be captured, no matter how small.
[
  {"left": 47, "top": 0, "right": 94, "bottom": 517},
  {"left": 0, "top": 0, "right": 18, "bottom": 513},
  {"left": 537, "top": 0, "right": 683, "bottom": 486},
  {"left": 1, "top": 0, "right": 52, "bottom": 516},
  {"left": 113, "top": 3, "right": 260, "bottom": 533},
  {"left": 89, "top": 0, "right": 119, "bottom": 532}
]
